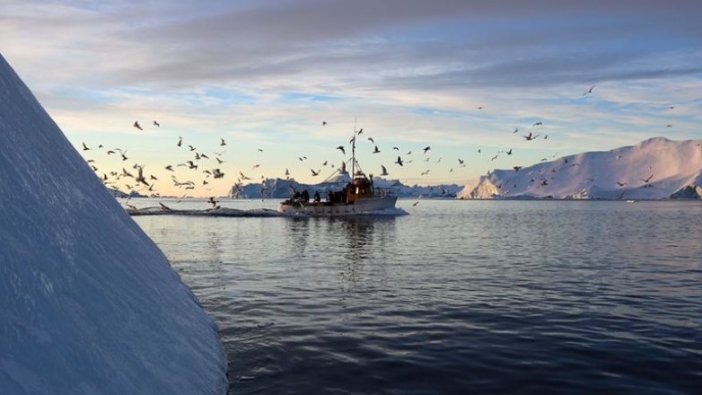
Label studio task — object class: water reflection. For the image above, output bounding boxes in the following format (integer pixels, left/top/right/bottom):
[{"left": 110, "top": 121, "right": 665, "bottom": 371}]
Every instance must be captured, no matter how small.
[
  {"left": 286, "top": 217, "right": 311, "bottom": 256},
  {"left": 283, "top": 216, "right": 398, "bottom": 289},
  {"left": 285, "top": 216, "right": 397, "bottom": 258}
]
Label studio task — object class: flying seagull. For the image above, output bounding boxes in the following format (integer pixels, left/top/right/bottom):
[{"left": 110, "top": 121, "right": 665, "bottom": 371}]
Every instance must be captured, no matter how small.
[
  {"left": 336, "top": 145, "right": 346, "bottom": 155},
  {"left": 133, "top": 121, "right": 142, "bottom": 131},
  {"left": 135, "top": 167, "right": 149, "bottom": 187},
  {"left": 208, "top": 196, "right": 219, "bottom": 209},
  {"left": 380, "top": 165, "right": 389, "bottom": 176},
  {"left": 524, "top": 132, "right": 539, "bottom": 141},
  {"left": 153, "top": 121, "right": 160, "bottom": 127},
  {"left": 423, "top": 146, "right": 431, "bottom": 154}
]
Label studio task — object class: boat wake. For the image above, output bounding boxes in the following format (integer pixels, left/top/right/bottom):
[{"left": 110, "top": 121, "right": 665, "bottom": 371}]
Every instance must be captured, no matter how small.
[
  {"left": 127, "top": 207, "right": 284, "bottom": 217},
  {"left": 356, "top": 207, "right": 409, "bottom": 216},
  {"left": 127, "top": 206, "right": 409, "bottom": 218}
]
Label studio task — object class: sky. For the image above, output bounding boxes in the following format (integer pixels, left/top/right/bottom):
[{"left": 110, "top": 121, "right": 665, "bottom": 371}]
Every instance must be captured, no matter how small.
[{"left": 2, "top": 0, "right": 702, "bottom": 197}]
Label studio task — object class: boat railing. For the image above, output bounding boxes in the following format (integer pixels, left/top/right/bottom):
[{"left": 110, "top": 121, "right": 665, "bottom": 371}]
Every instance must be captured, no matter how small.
[{"left": 373, "top": 188, "right": 396, "bottom": 198}]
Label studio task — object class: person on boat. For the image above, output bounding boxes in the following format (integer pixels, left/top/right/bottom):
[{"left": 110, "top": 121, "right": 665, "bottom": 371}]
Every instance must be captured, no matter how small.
[
  {"left": 313, "top": 190, "right": 321, "bottom": 203},
  {"left": 301, "top": 190, "right": 309, "bottom": 204}
]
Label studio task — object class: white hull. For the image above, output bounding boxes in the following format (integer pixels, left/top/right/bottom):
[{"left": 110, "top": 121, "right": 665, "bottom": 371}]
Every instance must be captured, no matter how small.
[{"left": 279, "top": 196, "right": 397, "bottom": 216}]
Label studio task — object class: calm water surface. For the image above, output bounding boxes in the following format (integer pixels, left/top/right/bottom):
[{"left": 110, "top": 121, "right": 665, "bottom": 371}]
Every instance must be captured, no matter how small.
[{"left": 131, "top": 199, "right": 702, "bottom": 394}]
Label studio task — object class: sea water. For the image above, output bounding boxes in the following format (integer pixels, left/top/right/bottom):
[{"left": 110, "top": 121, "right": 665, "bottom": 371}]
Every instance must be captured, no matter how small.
[{"left": 130, "top": 199, "right": 702, "bottom": 394}]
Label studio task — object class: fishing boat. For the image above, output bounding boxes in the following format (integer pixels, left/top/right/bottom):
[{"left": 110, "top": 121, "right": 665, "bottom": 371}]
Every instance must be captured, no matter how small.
[{"left": 278, "top": 130, "right": 397, "bottom": 216}]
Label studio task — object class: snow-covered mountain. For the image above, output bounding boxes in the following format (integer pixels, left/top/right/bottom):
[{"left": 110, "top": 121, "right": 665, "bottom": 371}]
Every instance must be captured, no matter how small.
[
  {"left": 231, "top": 167, "right": 462, "bottom": 199},
  {"left": 458, "top": 137, "right": 702, "bottom": 200},
  {"left": 0, "top": 54, "right": 226, "bottom": 394}
]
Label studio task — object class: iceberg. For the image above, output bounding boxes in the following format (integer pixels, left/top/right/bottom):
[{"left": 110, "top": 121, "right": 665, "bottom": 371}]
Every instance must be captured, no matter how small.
[
  {"left": 0, "top": 54, "right": 226, "bottom": 394},
  {"left": 458, "top": 137, "right": 702, "bottom": 200},
  {"left": 232, "top": 166, "right": 462, "bottom": 199}
]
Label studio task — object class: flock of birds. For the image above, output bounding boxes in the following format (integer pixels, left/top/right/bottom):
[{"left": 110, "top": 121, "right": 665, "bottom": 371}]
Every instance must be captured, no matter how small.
[
  {"left": 466, "top": 85, "right": 681, "bottom": 196},
  {"left": 82, "top": 120, "right": 232, "bottom": 207},
  {"left": 83, "top": 119, "right": 468, "bottom": 204},
  {"left": 80, "top": 84, "right": 682, "bottom": 205}
]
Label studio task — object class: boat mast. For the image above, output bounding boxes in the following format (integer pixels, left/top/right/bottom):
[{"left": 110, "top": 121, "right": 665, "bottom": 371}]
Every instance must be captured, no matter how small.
[{"left": 351, "top": 119, "right": 357, "bottom": 178}]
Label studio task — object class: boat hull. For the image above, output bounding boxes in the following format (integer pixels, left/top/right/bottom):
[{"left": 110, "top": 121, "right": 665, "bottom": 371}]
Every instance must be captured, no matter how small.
[{"left": 279, "top": 196, "right": 397, "bottom": 216}]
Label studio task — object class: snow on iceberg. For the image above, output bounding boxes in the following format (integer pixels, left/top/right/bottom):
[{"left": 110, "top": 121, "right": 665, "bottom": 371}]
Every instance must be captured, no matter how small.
[
  {"left": 0, "top": 54, "right": 226, "bottom": 394},
  {"left": 458, "top": 137, "right": 702, "bottom": 200}
]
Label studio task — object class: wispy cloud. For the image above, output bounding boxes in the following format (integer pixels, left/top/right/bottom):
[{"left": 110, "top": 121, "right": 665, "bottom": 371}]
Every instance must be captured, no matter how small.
[{"left": 2, "top": 0, "right": 702, "bottom": 195}]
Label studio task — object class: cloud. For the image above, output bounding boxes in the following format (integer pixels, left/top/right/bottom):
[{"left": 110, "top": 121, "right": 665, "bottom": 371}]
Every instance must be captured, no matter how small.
[
  {"left": 2, "top": 0, "right": 702, "bottom": 193},
  {"left": 4, "top": 0, "right": 702, "bottom": 92}
]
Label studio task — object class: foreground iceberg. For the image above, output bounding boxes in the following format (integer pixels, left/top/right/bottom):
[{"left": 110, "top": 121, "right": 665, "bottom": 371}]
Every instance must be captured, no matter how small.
[{"left": 0, "top": 54, "right": 226, "bottom": 393}]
